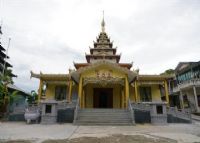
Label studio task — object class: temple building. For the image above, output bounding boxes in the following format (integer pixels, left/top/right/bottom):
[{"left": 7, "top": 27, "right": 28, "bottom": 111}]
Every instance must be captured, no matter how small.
[
  {"left": 31, "top": 17, "right": 171, "bottom": 109},
  {"left": 29, "top": 17, "right": 192, "bottom": 125}
]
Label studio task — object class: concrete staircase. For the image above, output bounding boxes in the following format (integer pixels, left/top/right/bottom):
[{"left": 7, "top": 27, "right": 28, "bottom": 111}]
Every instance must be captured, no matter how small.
[{"left": 74, "top": 108, "right": 134, "bottom": 125}]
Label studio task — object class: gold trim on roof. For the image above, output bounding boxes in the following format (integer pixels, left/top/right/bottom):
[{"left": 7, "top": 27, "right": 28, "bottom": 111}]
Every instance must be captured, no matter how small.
[
  {"left": 138, "top": 74, "right": 174, "bottom": 80},
  {"left": 30, "top": 71, "right": 70, "bottom": 81}
]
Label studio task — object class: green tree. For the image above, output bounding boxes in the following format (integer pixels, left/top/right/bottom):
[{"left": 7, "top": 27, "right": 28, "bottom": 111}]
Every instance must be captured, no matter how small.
[
  {"left": 27, "top": 90, "right": 38, "bottom": 104},
  {"left": 160, "top": 69, "right": 175, "bottom": 75},
  {"left": 0, "top": 69, "right": 17, "bottom": 115}
]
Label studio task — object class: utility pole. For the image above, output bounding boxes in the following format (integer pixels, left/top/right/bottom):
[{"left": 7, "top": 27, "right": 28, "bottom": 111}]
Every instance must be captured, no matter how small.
[{"left": 2, "top": 37, "right": 11, "bottom": 76}]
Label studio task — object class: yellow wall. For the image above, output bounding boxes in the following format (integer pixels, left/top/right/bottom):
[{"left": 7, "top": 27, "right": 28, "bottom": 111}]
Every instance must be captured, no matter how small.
[
  {"left": 81, "top": 65, "right": 127, "bottom": 79},
  {"left": 138, "top": 84, "right": 162, "bottom": 102},
  {"left": 44, "top": 82, "right": 162, "bottom": 104},
  {"left": 113, "top": 84, "right": 121, "bottom": 108},
  {"left": 44, "top": 83, "right": 70, "bottom": 100},
  {"left": 45, "top": 84, "right": 56, "bottom": 99},
  {"left": 151, "top": 85, "right": 162, "bottom": 101},
  {"left": 80, "top": 64, "right": 128, "bottom": 108},
  {"left": 85, "top": 84, "right": 93, "bottom": 108},
  {"left": 42, "top": 64, "right": 166, "bottom": 107}
]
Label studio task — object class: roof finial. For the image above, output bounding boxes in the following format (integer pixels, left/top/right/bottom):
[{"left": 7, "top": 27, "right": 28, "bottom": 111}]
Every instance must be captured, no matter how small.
[{"left": 101, "top": 11, "right": 105, "bottom": 32}]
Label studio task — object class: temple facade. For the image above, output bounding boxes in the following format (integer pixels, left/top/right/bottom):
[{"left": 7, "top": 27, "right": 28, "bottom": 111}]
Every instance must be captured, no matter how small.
[{"left": 31, "top": 18, "right": 172, "bottom": 110}]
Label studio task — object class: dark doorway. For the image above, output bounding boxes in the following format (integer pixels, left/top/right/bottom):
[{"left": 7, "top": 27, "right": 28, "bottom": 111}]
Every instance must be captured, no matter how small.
[{"left": 93, "top": 88, "right": 113, "bottom": 108}]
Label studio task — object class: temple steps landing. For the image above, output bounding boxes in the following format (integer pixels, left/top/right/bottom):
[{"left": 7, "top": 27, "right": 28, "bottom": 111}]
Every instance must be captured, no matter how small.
[{"left": 74, "top": 108, "right": 134, "bottom": 126}]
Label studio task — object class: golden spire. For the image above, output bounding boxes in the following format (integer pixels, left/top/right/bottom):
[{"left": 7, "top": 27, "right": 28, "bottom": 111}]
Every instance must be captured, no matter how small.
[{"left": 101, "top": 11, "right": 105, "bottom": 32}]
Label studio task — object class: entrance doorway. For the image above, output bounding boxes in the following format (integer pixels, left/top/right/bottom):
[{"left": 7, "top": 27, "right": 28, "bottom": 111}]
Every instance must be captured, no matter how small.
[{"left": 93, "top": 88, "right": 113, "bottom": 108}]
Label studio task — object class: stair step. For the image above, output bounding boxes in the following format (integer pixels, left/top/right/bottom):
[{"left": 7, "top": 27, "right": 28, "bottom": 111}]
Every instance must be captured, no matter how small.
[
  {"left": 76, "top": 119, "right": 132, "bottom": 122},
  {"left": 76, "top": 120, "right": 132, "bottom": 123},
  {"left": 77, "top": 116, "right": 130, "bottom": 119},
  {"left": 77, "top": 117, "right": 131, "bottom": 119},
  {"left": 78, "top": 113, "right": 130, "bottom": 115},
  {"left": 75, "top": 122, "right": 133, "bottom": 126},
  {"left": 74, "top": 109, "right": 134, "bottom": 126},
  {"left": 78, "top": 115, "right": 130, "bottom": 119},
  {"left": 78, "top": 109, "right": 129, "bottom": 112},
  {"left": 78, "top": 111, "right": 129, "bottom": 114}
]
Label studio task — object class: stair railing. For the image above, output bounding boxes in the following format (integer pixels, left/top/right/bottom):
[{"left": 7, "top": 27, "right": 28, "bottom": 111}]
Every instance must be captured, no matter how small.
[
  {"left": 73, "top": 98, "right": 80, "bottom": 124},
  {"left": 128, "top": 99, "right": 135, "bottom": 124}
]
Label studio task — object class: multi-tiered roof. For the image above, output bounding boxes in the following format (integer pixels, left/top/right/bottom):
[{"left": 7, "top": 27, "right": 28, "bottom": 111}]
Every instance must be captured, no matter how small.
[
  {"left": 0, "top": 26, "right": 15, "bottom": 77},
  {"left": 74, "top": 17, "right": 132, "bottom": 70}
]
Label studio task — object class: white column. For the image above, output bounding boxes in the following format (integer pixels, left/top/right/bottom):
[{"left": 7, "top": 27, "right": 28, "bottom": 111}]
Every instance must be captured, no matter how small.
[
  {"left": 193, "top": 86, "right": 200, "bottom": 112},
  {"left": 180, "top": 90, "right": 184, "bottom": 110},
  {"left": 168, "top": 80, "right": 171, "bottom": 92}
]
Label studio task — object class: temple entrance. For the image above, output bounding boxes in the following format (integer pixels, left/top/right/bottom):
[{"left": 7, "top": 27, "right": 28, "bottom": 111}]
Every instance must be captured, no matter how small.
[{"left": 93, "top": 88, "right": 113, "bottom": 108}]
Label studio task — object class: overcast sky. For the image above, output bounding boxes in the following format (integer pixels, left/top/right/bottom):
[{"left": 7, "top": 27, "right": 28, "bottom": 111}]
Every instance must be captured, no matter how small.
[{"left": 0, "top": 0, "right": 200, "bottom": 92}]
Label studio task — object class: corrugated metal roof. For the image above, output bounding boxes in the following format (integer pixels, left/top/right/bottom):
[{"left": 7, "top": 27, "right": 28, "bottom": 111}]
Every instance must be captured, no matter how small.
[{"left": 7, "top": 84, "right": 31, "bottom": 96}]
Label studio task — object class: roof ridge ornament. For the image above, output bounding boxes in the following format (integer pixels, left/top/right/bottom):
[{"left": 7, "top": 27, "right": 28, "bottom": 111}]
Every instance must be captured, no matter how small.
[{"left": 101, "top": 11, "right": 105, "bottom": 33}]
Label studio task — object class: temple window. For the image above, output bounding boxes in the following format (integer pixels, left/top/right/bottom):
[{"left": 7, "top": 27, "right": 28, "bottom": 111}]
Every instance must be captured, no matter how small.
[
  {"left": 197, "top": 95, "right": 200, "bottom": 107},
  {"left": 159, "top": 84, "right": 166, "bottom": 101},
  {"left": 156, "top": 105, "right": 163, "bottom": 114},
  {"left": 139, "top": 87, "right": 152, "bottom": 102},
  {"left": 55, "top": 86, "right": 67, "bottom": 100}
]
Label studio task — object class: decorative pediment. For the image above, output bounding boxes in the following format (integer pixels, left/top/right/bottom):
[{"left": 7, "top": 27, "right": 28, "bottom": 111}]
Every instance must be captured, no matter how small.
[{"left": 70, "top": 60, "right": 138, "bottom": 83}]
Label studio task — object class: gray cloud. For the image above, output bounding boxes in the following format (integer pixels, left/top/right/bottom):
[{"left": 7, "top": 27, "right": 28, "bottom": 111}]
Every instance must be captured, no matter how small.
[{"left": 0, "top": 0, "right": 200, "bottom": 92}]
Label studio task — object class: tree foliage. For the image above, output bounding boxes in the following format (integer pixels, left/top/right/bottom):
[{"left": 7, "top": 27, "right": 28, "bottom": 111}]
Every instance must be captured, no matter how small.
[
  {"left": 27, "top": 90, "right": 38, "bottom": 104},
  {"left": 0, "top": 70, "right": 16, "bottom": 113},
  {"left": 160, "top": 69, "right": 175, "bottom": 75}
]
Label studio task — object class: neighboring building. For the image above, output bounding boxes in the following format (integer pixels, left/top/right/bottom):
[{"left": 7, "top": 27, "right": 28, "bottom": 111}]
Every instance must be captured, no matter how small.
[
  {"left": 7, "top": 84, "right": 31, "bottom": 121},
  {"left": 169, "top": 62, "right": 200, "bottom": 113},
  {"left": 8, "top": 84, "right": 30, "bottom": 112},
  {"left": 31, "top": 18, "right": 171, "bottom": 108}
]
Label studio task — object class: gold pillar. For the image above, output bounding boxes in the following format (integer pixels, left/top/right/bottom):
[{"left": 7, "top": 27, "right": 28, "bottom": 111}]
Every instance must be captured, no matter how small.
[
  {"left": 78, "top": 76, "right": 83, "bottom": 108},
  {"left": 134, "top": 81, "right": 138, "bottom": 102},
  {"left": 164, "top": 80, "right": 169, "bottom": 105},
  {"left": 125, "top": 77, "right": 129, "bottom": 108},
  {"left": 68, "top": 80, "right": 72, "bottom": 102},
  {"left": 38, "top": 79, "right": 43, "bottom": 102}
]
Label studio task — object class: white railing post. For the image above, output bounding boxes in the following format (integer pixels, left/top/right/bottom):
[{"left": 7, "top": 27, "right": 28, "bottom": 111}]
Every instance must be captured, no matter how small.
[
  {"left": 128, "top": 99, "right": 135, "bottom": 125},
  {"left": 73, "top": 98, "right": 79, "bottom": 124}
]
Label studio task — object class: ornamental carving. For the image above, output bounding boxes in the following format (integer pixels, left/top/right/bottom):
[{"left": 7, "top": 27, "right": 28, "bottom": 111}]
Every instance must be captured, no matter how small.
[
  {"left": 96, "top": 70, "right": 112, "bottom": 79},
  {"left": 83, "top": 77, "right": 125, "bottom": 87}
]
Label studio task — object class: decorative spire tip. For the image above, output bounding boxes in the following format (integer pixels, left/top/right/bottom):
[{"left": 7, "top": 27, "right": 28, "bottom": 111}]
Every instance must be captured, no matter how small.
[{"left": 101, "top": 11, "right": 105, "bottom": 32}]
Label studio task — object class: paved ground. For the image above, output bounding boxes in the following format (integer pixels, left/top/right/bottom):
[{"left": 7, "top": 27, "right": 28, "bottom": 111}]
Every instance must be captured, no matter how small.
[
  {"left": 192, "top": 114, "right": 200, "bottom": 122},
  {"left": 0, "top": 122, "right": 200, "bottom": 143}
]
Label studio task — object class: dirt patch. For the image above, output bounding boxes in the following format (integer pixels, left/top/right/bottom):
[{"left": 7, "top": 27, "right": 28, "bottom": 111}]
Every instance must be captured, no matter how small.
[
  {"left": 0, "top": 140, "right": 32, "bottom": 143},
  {"left": 43, "top": 134, "right": 177, "bottom": 143}
]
